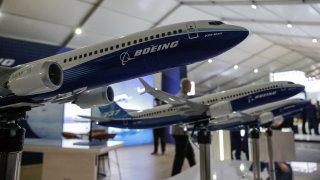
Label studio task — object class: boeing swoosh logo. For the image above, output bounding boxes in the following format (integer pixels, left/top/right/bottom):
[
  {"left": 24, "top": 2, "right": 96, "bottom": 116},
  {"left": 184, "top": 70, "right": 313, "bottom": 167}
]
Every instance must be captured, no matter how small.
[{"left": 120, "top": 52, "right": 135, "bottom": 65}]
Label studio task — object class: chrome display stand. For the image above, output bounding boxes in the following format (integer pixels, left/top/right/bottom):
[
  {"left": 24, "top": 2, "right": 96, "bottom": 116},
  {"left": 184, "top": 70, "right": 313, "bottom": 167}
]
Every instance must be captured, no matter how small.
[
  {"left": 197, "top": 128, "right": 211, "bottom": 180},
  {"left": 0, "top": 122, "right": 25, "bottom": 180},
  {"left": 249, "top": 128, "right": 260, "bottom": 180},
  {"left": 266, "top": 128, "right": 275, "bottom": 180},
  {"left": 0, "top": 108, "right": 28, "bottom": 180}
]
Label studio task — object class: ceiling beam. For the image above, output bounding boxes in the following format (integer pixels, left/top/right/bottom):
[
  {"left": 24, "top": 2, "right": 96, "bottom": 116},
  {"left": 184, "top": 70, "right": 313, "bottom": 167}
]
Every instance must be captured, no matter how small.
[
  {"left": 225, "top": 17, "right": 320, "bottom": 27},
  {"left": 220, "top": 56, "right": 307, "bottom": 91},
  {"left": 0, "top": 0, "right": 3, "bottom": 9},
  {"left": 196, "top": 44, "right": 274, "bottom": 86},
  {"left": 61, "top": 0, "right": 104, "bottom": 47},
  {"left": 181, "top": 0, "right": 320, "bottom": 6},
  {"left": 205, "top": 50, "right": 293, "bottom": 91},
  {"left": 150, "top": 3, "right": 181, "bottom": 28}
]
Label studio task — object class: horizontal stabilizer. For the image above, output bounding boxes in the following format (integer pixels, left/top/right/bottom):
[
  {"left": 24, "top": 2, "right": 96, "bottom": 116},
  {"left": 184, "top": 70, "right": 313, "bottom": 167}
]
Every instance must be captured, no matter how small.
[
  {"left": 0, "top": 102, "right": 44, "bottom": 110},
  {"left": 78, "top": 115, "right": 113, "bottom": 122}
]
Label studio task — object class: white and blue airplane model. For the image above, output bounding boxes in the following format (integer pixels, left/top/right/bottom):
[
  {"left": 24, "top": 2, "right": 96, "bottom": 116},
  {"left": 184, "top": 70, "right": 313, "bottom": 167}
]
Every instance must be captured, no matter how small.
[
  {"left": 80, "top": 79, "right": 304, "bottom": 129},
  {"left": 0, "top": 20, "right": 249, "bottom": 120},
  {"left": 206, "top": 98, "right": 309, "bottom": 131}
]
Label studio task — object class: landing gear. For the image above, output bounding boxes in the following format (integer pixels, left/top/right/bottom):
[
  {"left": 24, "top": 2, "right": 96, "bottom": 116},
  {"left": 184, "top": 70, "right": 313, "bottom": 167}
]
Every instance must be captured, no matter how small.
[{"left": 0, "top": 107, "right": 29, "bottom": 180}]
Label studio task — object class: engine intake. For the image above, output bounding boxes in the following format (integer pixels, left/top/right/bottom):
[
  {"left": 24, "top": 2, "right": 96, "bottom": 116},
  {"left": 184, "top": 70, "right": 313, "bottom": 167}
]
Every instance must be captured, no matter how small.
[
  {"left": 74, "top": 86, "right": 114, "bottom": 109},
  {"left": 7, "top": 61, "right": 63, "bottom": 96}
]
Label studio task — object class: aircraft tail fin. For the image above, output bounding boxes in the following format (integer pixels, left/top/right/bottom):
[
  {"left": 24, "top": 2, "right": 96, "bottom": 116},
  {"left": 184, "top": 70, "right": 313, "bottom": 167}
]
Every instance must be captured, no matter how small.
[{"left": 99, "top": 102, "right": 132, "bottom": 118}]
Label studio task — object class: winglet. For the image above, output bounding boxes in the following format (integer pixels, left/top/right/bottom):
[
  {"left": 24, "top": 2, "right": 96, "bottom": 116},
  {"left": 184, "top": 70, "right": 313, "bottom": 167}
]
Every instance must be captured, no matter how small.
[{"left": 138, "top": 77, "right": 156, "bottom": 95}]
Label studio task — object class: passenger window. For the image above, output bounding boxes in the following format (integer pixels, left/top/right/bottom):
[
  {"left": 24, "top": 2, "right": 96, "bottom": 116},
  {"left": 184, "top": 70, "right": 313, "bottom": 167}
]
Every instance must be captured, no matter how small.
[
  {"left": 167, "top": 32, "right": 171, "bottom": 36},
  {"left": 156, "top": 34, "right": 160, "bottom": 38},
  {"left": 79, "top": 55, "right": 82, "bottom": 59},
  {"left": 100, "top": 49, "right": 103, "bottom": 53},
  {"left": 69, "top": 58, "right": 72, "bottom": 62},
  {"left": 139, "top": 38, "right": 143, "bottom": 42},
  {"left": 74, "top": 56, "right": 77, "bottom": 60},
  {"left": 161, "top": 33, "right": 165, "bottom": 37},
  {"left": 89, "top": 52, "right": 92, "bottom": 56},
  {"left": 84, "top": 53, "right": 87, "bottom": 57},
  {"left": 94, "top": 50, "right": 98, "bottom": 54},
  {"left": 64, "top": 59, "right": 67, "bottom": 63},
  {"left": 133, "top": 40, "right": 137, "bottom": 44},
  {"left": 178, "top": 29, "right": 182, "bottom": 33},
  {"left": 105, "top": 48, "right": 108, "bottom": 52},
  {"left": 116, "top": 45, "right": 119, "bottom": 49},
  {"left": 145, "top": 37, "right": 148, "bottom": 41},
  {"left": 122, "top": 43, "right": 125, "bottom": 47},
  {"left": 110, "top": 46, "right": 114, "bottom": 50},
  {"left": 173, "top": 30, "right": 177, "bottom": 34},
  {"left": 127, "top": 42, "right": 131, "bottom": 46}
]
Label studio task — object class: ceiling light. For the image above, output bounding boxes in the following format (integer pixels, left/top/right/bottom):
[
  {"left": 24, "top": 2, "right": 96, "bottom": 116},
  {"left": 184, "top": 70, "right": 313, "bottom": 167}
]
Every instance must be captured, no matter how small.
[
  {"left": 75, "top": 28, "right": 82, "bottom": 35},
  {"left": 208, "top": 59, "right": 213, "bottom": 63},
  {"left": 234, "top": 65, "right": 239, "bottom": 70},
  {"left": 254, "top": 68, "right": 258, "bottom": 73},
  {"left": 251, "top": 4, "right": 257, "bottom": 9},
  {"left": 312, "top": 38, "right": 318, "bottom": 43},
  {"left": 287, "top": 23, "right": 293, "bottom": 29}
]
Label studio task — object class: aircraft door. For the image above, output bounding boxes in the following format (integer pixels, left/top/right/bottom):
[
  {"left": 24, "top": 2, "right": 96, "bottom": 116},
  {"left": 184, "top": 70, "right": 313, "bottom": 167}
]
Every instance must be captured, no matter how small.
[{"left": 186, "top": 22, "right": 198, "bottom": 39}]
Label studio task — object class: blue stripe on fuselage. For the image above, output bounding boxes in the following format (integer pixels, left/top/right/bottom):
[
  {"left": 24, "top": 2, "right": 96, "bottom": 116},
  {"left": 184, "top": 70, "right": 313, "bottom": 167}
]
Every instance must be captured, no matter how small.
[
  {"left": 230, "top": 87, "right": 303, "bottom": 111},
  {"left": 0, "top": 29, "right": 248, "bottom": 106}
]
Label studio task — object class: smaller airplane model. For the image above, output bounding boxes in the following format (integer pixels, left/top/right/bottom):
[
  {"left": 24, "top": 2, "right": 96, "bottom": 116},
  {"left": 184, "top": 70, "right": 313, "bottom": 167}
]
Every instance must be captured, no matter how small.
[
  {"left": 206, "top": 98, "right": 310, "bottom": 131},
  {"left": 80, "top": 79, "right": 304, "bottom": 129}
]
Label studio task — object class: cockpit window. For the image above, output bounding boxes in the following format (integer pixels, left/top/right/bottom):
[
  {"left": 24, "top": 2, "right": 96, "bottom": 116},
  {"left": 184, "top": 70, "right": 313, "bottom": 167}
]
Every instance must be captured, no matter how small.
[
  {"left": 288, "top": 82, "right": 294, "bottom": 84},
  {"left": 208, "top": 21, "right": 224, "bottom": 25}
]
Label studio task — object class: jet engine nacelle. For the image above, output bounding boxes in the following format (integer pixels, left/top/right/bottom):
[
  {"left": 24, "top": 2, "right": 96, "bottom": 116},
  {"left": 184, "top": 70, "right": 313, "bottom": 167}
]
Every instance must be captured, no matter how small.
[
  {"left": 259, "top": 112, "right": 274, "bottom": 125},
  {"left": 74, "top": 86, "right": 114, "bottom": 109},
  {"left": 7, "top": 61, "right": 63, "bottom": 96},
  {"left": 208, "top": 101, "right": 233, "bottom": 118}
]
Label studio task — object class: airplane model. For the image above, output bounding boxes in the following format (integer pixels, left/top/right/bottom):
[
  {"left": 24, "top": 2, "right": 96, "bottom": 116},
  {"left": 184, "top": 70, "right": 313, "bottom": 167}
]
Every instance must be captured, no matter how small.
[
  {"left": 206, "top": 98, "right": 309, "bottom": 131},
  {"left": 80, "top": 79, "right": 304, "bottom": 129},
  {"left": 0, "top": 20, "right": 249, "bottom": 121}
]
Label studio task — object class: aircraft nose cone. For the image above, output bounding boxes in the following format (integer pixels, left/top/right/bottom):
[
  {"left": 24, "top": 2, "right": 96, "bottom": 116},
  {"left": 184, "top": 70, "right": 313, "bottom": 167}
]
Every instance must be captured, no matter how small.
[
  {"left": 228, "top": 25, "right": 250, "bottom": 38},
  {"left": 297, "top": 84, "right": 305, "bottom": 91}
]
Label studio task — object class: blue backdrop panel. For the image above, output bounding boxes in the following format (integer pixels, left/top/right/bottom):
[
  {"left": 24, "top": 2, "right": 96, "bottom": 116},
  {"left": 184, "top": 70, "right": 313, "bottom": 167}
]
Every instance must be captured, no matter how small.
[
  {"left": 0, "top": 36, "right": 62, "bottom": 66},
  {"left": 162, "top": 66, "right": 187, "bottom": 143}
]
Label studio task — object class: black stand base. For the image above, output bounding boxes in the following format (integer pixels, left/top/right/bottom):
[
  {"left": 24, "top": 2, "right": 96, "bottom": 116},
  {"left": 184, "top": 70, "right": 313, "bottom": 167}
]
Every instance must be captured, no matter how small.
[
  {"left": 0, "top": 123, "right": 25, "bottom": 180},
  {"left": 249, "top": 127, "right": 261, "bottom": 180},
  {"left": 198, "top": 129, "right": 211, "bottom": 180},
  {"left": 266, "top": 128, "right": 275, "bottom": 180}
]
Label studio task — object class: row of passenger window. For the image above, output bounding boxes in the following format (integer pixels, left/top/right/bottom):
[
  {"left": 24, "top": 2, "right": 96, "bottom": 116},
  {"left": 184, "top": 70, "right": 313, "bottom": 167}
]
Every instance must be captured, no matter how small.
[
  {"left": 207, "top": 85, "right": 279, "bottom": 103},
  {"left": 137, "top": 108, "right": 177, "bottom": 118},
  {"left": 63, "top": 29, "right": 183, "bottom": 64}
]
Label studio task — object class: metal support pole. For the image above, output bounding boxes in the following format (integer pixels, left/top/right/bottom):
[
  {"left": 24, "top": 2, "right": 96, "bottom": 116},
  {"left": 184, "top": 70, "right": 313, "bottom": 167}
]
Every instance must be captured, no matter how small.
[
  {"left": 249, "top": 128, "right": 260, "bottom": 180},
  {"left": 0, "top": 123, "right": 25, "bottom": 180},
  {"left": 266, "top": 128, "right": 275, "bottom": 180},
  {"left": 197, "top": 129, "right": 211, "bottom": 180}
]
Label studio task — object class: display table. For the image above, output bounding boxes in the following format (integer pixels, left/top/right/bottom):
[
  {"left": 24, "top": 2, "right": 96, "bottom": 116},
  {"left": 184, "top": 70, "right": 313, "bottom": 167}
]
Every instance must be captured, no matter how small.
[{"left": 23, "top": 138, "right": 123, "bottom": 180}]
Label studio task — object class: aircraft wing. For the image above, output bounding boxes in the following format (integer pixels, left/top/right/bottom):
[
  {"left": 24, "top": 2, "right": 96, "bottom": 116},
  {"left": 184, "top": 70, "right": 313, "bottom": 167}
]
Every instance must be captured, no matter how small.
[
  {"left": 78, "top": 115, "right": 132, "bottom": 123},
  {"left": 208, "top": 112, "right": 258, "bottom": 130},
  {"left": 138, "top": 78, "right": 208, "bottom": 114},
  {"left": 0, "top": 102, "right": 44, "bottom": 110}
]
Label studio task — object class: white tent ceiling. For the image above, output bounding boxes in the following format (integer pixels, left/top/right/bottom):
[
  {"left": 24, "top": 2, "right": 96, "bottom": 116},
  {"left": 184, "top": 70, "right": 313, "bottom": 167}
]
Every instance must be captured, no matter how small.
[{"left": 0, "top": 0, "right": 319, "bottom": 94}]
